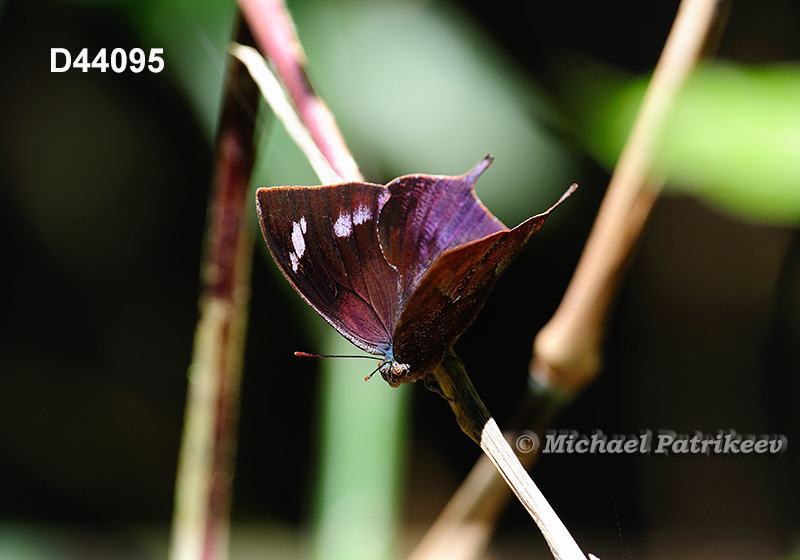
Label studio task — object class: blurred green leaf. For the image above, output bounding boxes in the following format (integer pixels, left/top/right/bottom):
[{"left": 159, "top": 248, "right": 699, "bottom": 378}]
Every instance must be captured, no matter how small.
[
  {"left": 574, "top": 61, "right": 800, "bottom": 224},
  {"left": 312, "top": 333, "right": 409, "bottom": 560},
  {"left": 663, "top": 64, "right": 800, "bottom": 224}
]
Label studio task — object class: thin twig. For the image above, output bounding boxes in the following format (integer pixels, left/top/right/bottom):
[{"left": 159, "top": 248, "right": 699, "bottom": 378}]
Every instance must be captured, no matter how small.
[
  {"left": 169, "top": 19, "right": 260, "bottom": 560},
  {"left": 232, "top": 25, "right": 591, "bottom": 560},
  {"left": 411, "top": 1, "right": 728, "bottom": 558},
  {"left": 433, "top": 352, "right": 588, "bottom": 560},
  {"left": 408, "top": 384, "right": 565, "bottom": 560},
  {"left": 228, "top": 43, "right": 342, "bottom": 184},
  {"left": 237, "top": 0, "right": 362, "bottom": 182}
]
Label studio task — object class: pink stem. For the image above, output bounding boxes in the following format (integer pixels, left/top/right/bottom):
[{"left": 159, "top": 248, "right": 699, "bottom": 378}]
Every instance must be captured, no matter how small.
[
  {"left": 169, "top": 20, "right": 260, "bottom": 560},
  {"left": 237, "top": 0, "right": 362, "bottom": 181}
]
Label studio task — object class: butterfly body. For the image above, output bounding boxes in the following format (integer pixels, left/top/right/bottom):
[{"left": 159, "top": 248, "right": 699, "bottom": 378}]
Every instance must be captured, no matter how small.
[{"left": 256, "top": 156, "right": 575, "bottom": 386}]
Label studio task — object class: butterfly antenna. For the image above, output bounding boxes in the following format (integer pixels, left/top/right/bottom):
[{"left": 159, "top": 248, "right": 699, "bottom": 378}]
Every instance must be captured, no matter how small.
[
  {"left": 294, "top": 351, "right": 381, "bottom": 360},
  {"left": 294, "top": 351, "right": 382, "bottom": 382},
  {"left": 364, "top": 365, "right": 381, "bottom": 382}
]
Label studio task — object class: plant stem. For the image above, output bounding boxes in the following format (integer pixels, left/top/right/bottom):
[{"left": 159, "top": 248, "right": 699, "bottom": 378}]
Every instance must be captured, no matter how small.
[
  {"left": 412, "top": 1, "right": 729, "bottom": 558},
  {"left": 433, "top": 352, "right": 588, "bottom": 560},
  {"left": 532, "top": 0, "right": 724, "bottom": 391},
  {"left": 237, "top": 0, "right": 362, "bottom": 181},
  {"left": 169, "top": 19, "right": 260, "bottom": 560},
  {"left": 408, "top": 382, "right": 565, "bottom": 560},
  {"left": 235, "top": 3, "right": 405, "bottom": 560},
  {"left": 228, "top": 43, "right": 341, "bottom": 184}
]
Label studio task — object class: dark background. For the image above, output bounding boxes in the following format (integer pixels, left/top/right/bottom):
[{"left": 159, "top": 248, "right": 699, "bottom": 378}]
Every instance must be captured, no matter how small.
[{"left": 1, "top": 0, "right": 798, "bottom": 558}]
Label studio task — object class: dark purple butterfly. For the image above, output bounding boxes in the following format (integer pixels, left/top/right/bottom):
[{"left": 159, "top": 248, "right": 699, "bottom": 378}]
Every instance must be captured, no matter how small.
[{"left": 256, "top": 156, "right": 575, "bottom": 387}]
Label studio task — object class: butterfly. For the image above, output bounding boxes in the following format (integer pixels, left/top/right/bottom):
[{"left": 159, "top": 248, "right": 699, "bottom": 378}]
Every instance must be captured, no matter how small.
[{"left": 256, "top": 155, "right": 576, "bottom": 387}]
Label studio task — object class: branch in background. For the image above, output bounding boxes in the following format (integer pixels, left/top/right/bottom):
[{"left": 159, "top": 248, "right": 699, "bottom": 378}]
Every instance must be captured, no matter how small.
[
  {"left": 238, "top": 0, "right": 362, "bottom": 182},
  {"left": 235, "top": 3, "right": 407, "bottom": 560},
  {"left": 169, "top": 19, "right": 260, "bottom": 560},
  {"left": 533, "top": 0, "right": 727, "bottom": 390},
  {"left": 410, "top": 1, "right": 730, "bottom": 558}
]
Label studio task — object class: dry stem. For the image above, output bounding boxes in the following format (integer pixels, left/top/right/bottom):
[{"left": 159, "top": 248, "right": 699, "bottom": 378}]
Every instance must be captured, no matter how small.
[
  {"left": 533, "top": 0, "right": 723, "bottom": 391},
  {"left": 409, "top": 383, "right": 564, "bottom": 560},
  {"left": 433, "top": 353, "right": 588, "bottom": 560}
]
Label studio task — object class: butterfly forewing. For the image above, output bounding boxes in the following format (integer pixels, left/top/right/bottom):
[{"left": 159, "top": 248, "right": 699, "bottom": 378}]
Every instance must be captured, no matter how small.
[{"left": 256, "top": 183, "right": 400, "bottom": 355}]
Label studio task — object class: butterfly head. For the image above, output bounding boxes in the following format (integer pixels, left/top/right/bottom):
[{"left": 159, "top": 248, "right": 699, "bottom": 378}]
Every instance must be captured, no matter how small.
[{"left": 377, "top": 347, "right": 411, "bottom": 387}]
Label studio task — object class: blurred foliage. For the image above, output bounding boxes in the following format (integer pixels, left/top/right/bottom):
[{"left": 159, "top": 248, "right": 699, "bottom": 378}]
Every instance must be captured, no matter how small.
[
  {"left": 115, "top": 0, "right": 239, "bottom": 138},
  {"left": 312, "top": 336, "right": 410, "bottom": 560},
  {"left": 568, "top": 60, "right": 800, "bottom": 224},
  {"left": 294, "top": 0, "right": 576, "bottom": 226}
]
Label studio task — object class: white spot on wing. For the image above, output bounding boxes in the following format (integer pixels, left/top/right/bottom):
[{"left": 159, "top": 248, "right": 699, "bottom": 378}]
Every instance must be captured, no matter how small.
[
  {"left": 333, "top": 212, "right": 352, "bottom": 237},
  {"left": 353, "top": 204, "right": 372, "bottom": 225},
  {"left": 290, "top": 218, "right": 307, "bottom": 272}
]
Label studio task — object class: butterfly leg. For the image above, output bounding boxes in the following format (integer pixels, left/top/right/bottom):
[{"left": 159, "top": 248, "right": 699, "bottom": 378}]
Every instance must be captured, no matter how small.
[{"left": 423, "top": 373, "right": 454, "bottom": 401}]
